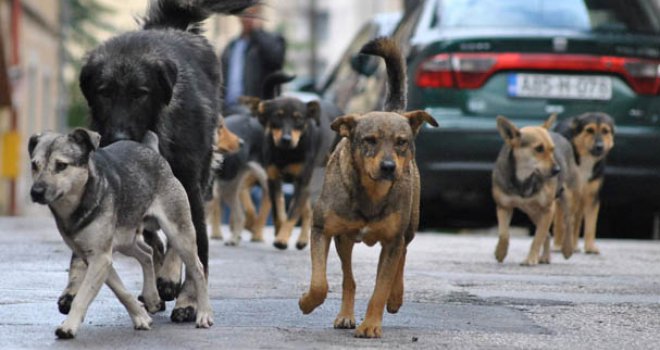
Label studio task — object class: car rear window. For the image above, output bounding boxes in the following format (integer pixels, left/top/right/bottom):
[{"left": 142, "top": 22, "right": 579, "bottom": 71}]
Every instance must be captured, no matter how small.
[{"left": 436, "top": 0, "right": 660, "bottom": 34}]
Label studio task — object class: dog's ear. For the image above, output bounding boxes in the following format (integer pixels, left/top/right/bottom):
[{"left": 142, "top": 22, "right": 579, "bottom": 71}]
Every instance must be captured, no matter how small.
[
  {"left": 496, "top": 116, "right": 520, "bottom": 146},
  {"left": 155, "top": 59, "right": 178, "bottom": 105},
  {"left": 570, "top": 116, "right": 584, "bottom": 136},
  {"left": 28, "top": 133, "right": 42, "bottom": 157},
  {"left": 403, "top": 110, "right": 438, "bottom": 136},
  {"left": 306, "top": 101, "right": 321, "bottom": 126},
  {"left": 600, "top": 113, "right": 615, "bottom": 135},
  {"left": 254, "top": 101, "right": 269, "bottom": 126},
  {"left": 331, "top": 114, "right": 360, "bottom": 138},
  {"left": 239, "top": 96, "right": 261, "bottom": 115},
  {"left": 542, "top": 114, "right": 557, "bottom": 130},
  {"left": 79, "top": 59, "right": 99, "bottom": 105},
  {"left": 69, "top": 128, "right": 101, "bottom": 155}
]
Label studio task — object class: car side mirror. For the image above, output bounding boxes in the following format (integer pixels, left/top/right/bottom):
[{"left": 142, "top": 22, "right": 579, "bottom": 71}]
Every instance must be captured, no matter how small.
[{"left": 350, "top": 54, "right": 379, "bottom": 77}]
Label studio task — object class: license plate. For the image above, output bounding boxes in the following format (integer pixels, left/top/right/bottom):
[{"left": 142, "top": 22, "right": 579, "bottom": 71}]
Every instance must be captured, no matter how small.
[{"left": 508, "top": 74, "right": 612, "bottom": 100}]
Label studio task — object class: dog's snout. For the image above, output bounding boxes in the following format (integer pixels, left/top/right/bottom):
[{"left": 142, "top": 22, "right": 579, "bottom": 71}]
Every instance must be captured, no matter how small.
[
  {"left": 30, "top": 183, "right": 47, "bottom": 204},
  {"left": 281, "top": 133, "right": 292, "bottom": 146},
  {"left": 593, "top": 142, "right": 604, "bottom": 155},
  {"left": 380, "top": 160, "right": 396, "bottom": 175},
  {"left": 551, "top": 164, "right": 561, "bottom": 176},
  {"left": 111, "top": 131, "right": 131, "bottom": 143}
]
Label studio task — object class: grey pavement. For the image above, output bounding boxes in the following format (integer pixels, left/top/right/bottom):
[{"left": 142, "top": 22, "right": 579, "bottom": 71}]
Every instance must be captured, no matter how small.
[{"left": 1, "top": 217, "right": 660, "bottom": 349}]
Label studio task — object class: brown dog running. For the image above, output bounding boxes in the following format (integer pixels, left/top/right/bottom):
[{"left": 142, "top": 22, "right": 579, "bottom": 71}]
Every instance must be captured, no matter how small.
[
  {"left": 298, "top": 37, "right": 438, "bottom": 338},
  {"left": 553, "top": 112, "right": 615, "bottom": 254},
  {"left": 492, "top": 115, "right": 577, "bottom": 265}
]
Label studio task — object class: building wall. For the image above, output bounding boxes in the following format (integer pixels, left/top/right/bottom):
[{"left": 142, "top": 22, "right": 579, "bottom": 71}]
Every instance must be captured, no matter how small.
[
  {"left": 0, "top": 0, "right": 62, "bottom": 216},
  {"left": 96, "top": 0, "right": 403, "bottom": 83}
]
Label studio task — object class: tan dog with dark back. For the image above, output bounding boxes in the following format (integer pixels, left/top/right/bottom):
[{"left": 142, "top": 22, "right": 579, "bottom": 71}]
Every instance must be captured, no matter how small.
[
  {"left": 492, "top": 115, "right": 577, "bottom": 265},
  {"left": 553, "top": 112, "right": 615, "bottom": 254},
  {"left": 298, "top": 37, "right": 438, "bottom": 338}
]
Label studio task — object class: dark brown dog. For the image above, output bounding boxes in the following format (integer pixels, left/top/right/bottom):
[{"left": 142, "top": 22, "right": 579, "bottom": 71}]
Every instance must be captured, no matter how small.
[
  {"left": 554, "top": 112, "right": 615, "bottom": 254},
  {"left": 298, "top": 37, "right": 437, "bottom": 338}
]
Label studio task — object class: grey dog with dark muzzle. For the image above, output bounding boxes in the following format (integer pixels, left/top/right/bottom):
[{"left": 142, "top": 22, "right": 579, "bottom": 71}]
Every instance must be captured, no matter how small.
[{"left": 28, "top": 128, "right": 212, "bottom": 339}]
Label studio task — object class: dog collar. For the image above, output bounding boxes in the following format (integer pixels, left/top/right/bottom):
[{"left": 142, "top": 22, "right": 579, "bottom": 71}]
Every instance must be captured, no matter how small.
[{"left": 53, "top": 170, "right": 108, "bottom": 236}]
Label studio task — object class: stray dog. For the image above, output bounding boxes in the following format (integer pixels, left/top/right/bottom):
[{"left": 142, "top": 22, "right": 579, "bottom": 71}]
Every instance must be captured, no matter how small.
[
  {"left": 78, "top": 0, "right": 257, "bottom": 321},
  {"left": 207, "top": 111, "right": 271, "bottom": 245},
  {"left": 554, "top": 112, "right": 615, "bottom": 254},
  {"left": 298, "top": 37, "right": 438, "bottom": 338},
  {"left": 28, "top": 129, "right": 212, "bottom": 339},
  {"left": 243, "top": 72, "right": 343, "bottom": 250},
  {"left": 492, "top": 115, "right": 577, "bottom": 265}
]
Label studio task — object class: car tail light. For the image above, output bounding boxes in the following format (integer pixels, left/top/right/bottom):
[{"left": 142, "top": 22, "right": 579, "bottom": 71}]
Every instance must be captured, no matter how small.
[
  {"left": 622, "top": 60, "right": 660, "bottom": 95},
  {"left": 416, "top": 53, "right": 660, "bottom": 95},
  {"left": 416, "top": 54, "right": 454, "bottom": 88}
]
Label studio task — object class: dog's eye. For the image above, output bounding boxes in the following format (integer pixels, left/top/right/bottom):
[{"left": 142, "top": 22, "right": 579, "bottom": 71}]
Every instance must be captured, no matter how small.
[
  {"left": 55, "top": 161, "right": 68, "bottom": 173},
  {"left": 132, "top": 88, "right": 149, "bottom": 100},
  {"left": 363, "top": 136, "right": 377, "bottom": 146},
  {"left": 601, "top": 128, "right": 610, "bottom": 135},
  {"left": 98, "top": 87, "right": 112, "bottom": 98},
  {"left": 396, "top": 138, "right": 408, "bottom": 147},
  {"left": 31, "top": 161, "right": 39, "bottom": 172},
  {"left": 586, "top": 127, "right": 595, "bottom": 134},
  {"left": 534, "top": 145, "right": 545, "bottom": 153}
]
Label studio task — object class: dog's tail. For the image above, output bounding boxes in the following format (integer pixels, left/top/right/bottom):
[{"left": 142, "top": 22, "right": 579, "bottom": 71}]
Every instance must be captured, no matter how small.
[
  {"left": 359, "top": 37, "right": 406, "bottom": 112},
  {"left": 143, "top": 0, "right": 259, "bottom": 34},
  {"left": 262, "top": 71, "right": 296, "bottom": 99}
]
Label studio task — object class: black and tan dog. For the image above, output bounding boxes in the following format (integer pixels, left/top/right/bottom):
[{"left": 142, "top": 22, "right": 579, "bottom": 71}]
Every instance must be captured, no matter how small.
[
  {"left": 553, "top": 112, "right": 615, "bottom": 254},
  {"left": 298, "top": 37, "right": 438, "bottom": 338},
  {"left": 243, "top": 72, "right": 343, "bottom": 250},
  {"left": 493, "top": 115, "right": 578, "bottom": 265}
]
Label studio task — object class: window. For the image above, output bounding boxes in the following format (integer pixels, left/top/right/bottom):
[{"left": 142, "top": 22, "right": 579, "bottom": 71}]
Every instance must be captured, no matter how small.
[{"left": 435, "top": 0, "right": 660, "bottom": 34}]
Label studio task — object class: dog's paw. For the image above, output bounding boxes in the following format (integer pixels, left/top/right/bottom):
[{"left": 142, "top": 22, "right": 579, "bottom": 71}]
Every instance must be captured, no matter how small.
[
  {"left": 334, "top": 314, "right": 356, "bottom": 329},
  {"left": 386, "top": 298, "right": 403, "bottom": 314},
  {"left": 195, "top": 309, "right": 214, "bottom": 328},
  {"left": 55, "top": 328, "right": 75, "bottom": 340},
  {"left": 273, "top": 241, "right": 288, "bottom": 250},
  {"left": 171, "top": 306, "right": 197, "bottom": 323},
  {"left": 131, "top": 310, "right": 153, "bottom": 330},
  {"left": 520, "top": 257, "right": 539, "bottom": 266},
  {"left": 210, "top": 234, "right": 223, "bottom": 241},
  {"left": 57, "top": 294, "right": 74, "bottom": 315},
  {"left": 494, "top": 239, "right": 509, "bottom": 263},
  {"left": 224, "top": 238, "right": 240, "bottom": 247},
  {"left": 298, "top": 290, "right": 326, "bottom": 314},
  {"left": 55, "top": 323, "right": 77, "bottom": 339},
  {"left": 295, "top": 241, "right": 308, "bottom": 250},
  {"left": 585, "top": 245, "right": 600, "bottom": 255},
  {"left": 250, "top": 236, "right": 264, "bottom": 243},
  {"left": 539, "top": 256, "right": 551, "bottom": 264},
  {"left": 354, "top": 321, "right": 382, "bottom": 338},
  {"left": 157, "top": 278, "right": 181, "bottom": 302},
  {"left": 138, "top": 295, "right": 166, "bottom": 313}
]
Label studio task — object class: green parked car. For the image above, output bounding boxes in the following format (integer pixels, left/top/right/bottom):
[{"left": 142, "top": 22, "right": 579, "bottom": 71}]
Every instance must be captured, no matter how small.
[{"left": 313, "top": 0, "right": 660, "bottom": 237}]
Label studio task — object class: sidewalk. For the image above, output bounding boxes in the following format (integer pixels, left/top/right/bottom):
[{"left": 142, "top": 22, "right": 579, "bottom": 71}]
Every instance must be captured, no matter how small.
[{"left": 1, "top": 217, "right": 659, "bottom": 349}]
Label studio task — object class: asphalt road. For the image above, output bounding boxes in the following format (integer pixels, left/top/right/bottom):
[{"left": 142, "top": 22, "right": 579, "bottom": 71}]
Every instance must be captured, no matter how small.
[{"left": 1, "top": 217, "right": 659, "bottom": 349}]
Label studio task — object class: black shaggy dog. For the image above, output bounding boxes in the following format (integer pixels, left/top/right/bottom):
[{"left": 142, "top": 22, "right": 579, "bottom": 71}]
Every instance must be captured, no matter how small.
[{"left": 78, "top": 0, "right": 258, "bottom": 322}]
